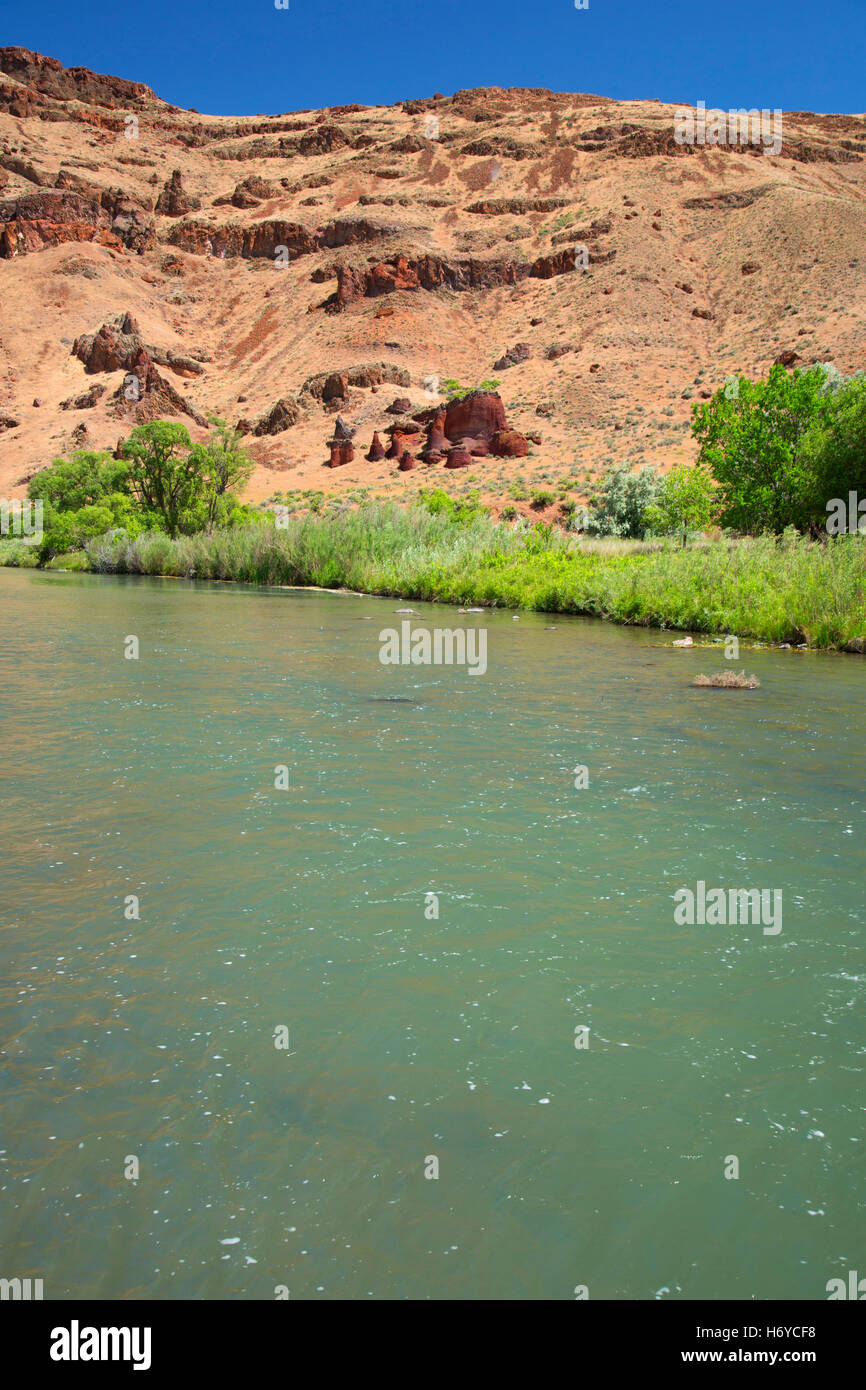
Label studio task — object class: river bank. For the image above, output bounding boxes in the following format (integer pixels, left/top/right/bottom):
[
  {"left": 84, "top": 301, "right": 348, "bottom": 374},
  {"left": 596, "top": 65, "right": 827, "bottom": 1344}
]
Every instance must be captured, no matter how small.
[{"left": 2, "top": 503, "right": 865, "bottom": 651}]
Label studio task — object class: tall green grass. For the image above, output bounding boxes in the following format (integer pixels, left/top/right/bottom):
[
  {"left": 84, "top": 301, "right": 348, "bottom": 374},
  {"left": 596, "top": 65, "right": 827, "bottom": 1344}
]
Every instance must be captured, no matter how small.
[{"left": 76, "top": 504, "right": 866, "bottom": 649}]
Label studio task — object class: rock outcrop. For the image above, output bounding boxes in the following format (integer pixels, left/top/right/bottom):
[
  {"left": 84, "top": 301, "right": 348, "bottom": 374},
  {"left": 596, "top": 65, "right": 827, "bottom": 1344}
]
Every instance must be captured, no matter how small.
[
  {"left": 0, "top": 191, "right": 120, "bottom": 257},
  {"left": 72, "top": 312, "right": 143, "bottom": 372},
  {"left": 250, "top": 397, "right": 301, "bottom": 435},
  {"left": 0, "top": 46, "right": 156, "bottom": 108},
  {"left": 154, "top": 170, "right": 200, "bottom": 217},
  {"left": 213, "top": 175, "right": 276, "bottom": 208},
  {"left": 71, "top": 314, "right": 207, "bottom": 378},
  {"left": 300, "top": 362, "right": 410, "bottom": 400},
  {"left": 493, "top": 342, "right": 532, "bottom": 371},
  {"left": 107, "top": 348, "right": 207, "bottom": 425},
  {"left": 60, "top": 382, "right": 106, "bottom": 410},
  {"left": 166, "top": 215, "right": 399, "bottom": 262}
]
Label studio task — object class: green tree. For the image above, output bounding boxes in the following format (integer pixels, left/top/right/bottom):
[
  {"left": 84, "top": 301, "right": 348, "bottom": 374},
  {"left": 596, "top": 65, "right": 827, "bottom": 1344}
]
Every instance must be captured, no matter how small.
[
  {"left": 189, "top": 417, "right": 255, "bottom": 532},
  {"left": 121, "top": 422, "right": 200, "bottom": 537},
  {"left": 692, "top": 365, "right": 837, "bottom": 533},
  {"left": 645, "top": 464, "right": 717, "bottom": 546},
  {"left": 804, "top": 374, "right": 866, "bottom": 532},
  {"left": 28, "top": 451, "right": 130, "bottom": 512}
]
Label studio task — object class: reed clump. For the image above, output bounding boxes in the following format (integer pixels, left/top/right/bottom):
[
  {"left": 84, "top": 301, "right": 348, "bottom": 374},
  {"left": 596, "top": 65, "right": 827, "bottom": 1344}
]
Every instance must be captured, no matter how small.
[{"left": 692, "top": 670, "right": 761, "bottom": 689}]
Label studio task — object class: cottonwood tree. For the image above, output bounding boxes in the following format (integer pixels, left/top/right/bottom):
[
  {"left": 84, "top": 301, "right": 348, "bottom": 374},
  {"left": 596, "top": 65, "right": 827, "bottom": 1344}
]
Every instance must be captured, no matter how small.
[
  {"left": 691, "top": 365, "right": 837, "bottom": 533},
  {"left": 645, "top": 463, "right": 717, "bottom": 546}
]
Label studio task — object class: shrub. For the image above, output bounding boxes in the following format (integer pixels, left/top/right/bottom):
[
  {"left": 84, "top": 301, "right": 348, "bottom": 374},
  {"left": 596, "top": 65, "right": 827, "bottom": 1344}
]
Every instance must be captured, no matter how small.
[
  {"left": 441, "top": 378, "right": 501, "bottom": 402},
  {"left": 584, "top": 464, "right": 662, "bottom": 538},
  {"left": 530, "top": 489, "right": 556, "bottom": 509}
]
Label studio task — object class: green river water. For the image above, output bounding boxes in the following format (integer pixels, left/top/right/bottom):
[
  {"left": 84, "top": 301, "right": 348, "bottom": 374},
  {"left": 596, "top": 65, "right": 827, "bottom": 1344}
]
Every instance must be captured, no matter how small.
[{"left": 0, "top": 566, "right": 863, "bottom": 1300}]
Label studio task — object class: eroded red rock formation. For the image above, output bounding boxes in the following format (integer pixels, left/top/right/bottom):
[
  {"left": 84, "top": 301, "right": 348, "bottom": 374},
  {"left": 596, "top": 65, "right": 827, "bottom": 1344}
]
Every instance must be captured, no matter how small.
[
  {"left": 427, "top": 409, "right": 450, "bottom": 454},
  {"left": 398, "top": 450, "right": 416, "bottom": 471},
  {"left": 366, "top": 431, "right": 386, "bottom": 461},
  {"left": 329, "top": 440, "right": 354, "bottom": 467},
  {"left": 444, "top": 390, "right": 507, "bottom": 443},
  {"left": 0, "top": 191, "right": 120, "bottom": 257},
  {"left": 326, "top": 415, "right": 355, "bottom": 465}
]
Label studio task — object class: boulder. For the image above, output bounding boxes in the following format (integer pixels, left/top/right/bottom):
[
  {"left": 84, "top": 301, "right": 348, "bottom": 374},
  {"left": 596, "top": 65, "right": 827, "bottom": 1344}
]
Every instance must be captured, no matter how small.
[
  {"left": 398, "top": 450, "right": 416, "bottom": 471},
  {"left": 490, "top": 429, "right": 529, "bottom": 458},
  {"left": 444, "top": 447, "right": 473, "bottom": 468},
  {"left": 386, "top": 396, "right": 412, "bottom": 414}
]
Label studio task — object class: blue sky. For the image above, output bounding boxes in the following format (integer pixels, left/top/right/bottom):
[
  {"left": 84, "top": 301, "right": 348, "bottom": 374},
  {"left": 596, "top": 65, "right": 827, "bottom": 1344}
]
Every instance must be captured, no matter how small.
[{"left": 3, "top": 0, "right": 864, "bottom": 116}]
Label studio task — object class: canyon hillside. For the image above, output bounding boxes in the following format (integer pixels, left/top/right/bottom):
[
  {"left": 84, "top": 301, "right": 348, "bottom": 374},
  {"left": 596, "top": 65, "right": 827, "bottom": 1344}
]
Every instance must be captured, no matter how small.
[{"left": 1, "top": 46, "right": 865, "bottom": 510}]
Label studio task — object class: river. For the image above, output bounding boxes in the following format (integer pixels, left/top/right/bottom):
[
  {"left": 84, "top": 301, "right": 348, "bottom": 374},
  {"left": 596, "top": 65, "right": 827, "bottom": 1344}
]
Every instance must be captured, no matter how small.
[{"left": 0, "top": 567, "right": 863, "bottom": 1299}]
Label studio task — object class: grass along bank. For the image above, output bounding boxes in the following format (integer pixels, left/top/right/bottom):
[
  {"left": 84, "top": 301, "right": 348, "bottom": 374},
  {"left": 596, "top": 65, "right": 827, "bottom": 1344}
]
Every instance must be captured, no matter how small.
[{"left": 14, "top": 503, "right": 857, "bottom": 651}]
